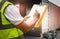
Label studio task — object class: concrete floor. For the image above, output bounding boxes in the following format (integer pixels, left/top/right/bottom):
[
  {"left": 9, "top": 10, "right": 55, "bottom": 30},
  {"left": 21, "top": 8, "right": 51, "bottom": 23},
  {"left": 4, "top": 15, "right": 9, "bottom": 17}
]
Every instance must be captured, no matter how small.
[
  {"left": 56, "top": 30, "right": 60, "bottom": 39},
  {"left": 25, "top": 36, "right": 45, "bottom": 39},
  {"left": 24, "top": 30, "right": 60, "bottom": 39}
]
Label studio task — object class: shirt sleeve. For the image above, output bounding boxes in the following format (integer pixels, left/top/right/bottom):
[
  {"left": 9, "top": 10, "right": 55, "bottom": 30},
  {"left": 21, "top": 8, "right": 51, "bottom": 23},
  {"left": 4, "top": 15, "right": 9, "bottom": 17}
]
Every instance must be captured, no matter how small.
[{"left": 4, "top": 5, "right": 23, "bottom": 25}]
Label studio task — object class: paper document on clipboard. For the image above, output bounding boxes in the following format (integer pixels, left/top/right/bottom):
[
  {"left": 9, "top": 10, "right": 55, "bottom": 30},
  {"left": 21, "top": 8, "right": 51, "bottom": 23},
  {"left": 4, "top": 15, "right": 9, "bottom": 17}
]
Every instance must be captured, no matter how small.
[
  {"left": 34, "top": 5, "right": 48, "bottom": 28},
  {"left": 26, "top": 4, "right": 48, "bottom": 30}
]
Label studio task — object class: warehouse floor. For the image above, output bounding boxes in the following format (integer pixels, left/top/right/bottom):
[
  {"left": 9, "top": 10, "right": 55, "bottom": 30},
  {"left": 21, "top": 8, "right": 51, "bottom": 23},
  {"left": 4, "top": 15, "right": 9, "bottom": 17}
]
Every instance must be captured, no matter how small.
[{"left": 24, "top": 30, "right": 60, "bottom": 39}]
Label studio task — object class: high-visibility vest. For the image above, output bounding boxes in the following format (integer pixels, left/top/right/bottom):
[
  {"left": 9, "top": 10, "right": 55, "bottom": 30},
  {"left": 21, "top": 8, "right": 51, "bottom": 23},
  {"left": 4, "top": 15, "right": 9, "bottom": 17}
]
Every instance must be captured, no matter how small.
[{"left": 0, "top": 0, "right": 23, "bottom": 39}]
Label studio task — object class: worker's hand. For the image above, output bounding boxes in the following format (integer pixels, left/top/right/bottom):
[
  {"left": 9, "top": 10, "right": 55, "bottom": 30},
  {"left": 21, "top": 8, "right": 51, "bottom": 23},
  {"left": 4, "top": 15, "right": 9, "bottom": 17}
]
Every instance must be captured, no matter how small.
[{"left": 33, "top": 10, "right": 40, "bottom": 20}]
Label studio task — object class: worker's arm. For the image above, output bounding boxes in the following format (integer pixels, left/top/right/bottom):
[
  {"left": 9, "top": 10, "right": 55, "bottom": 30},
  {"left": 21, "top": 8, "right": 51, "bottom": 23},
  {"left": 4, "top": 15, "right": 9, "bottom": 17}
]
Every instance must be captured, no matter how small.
[
  {"left": 16, "top": 16, "right": 38, "bottom": 33},
  {"left": 16, "top": 10, "right": 40, "bottom": 33},
  {"left": 4, "top": 5, "right": 40, "bottom": 33}
]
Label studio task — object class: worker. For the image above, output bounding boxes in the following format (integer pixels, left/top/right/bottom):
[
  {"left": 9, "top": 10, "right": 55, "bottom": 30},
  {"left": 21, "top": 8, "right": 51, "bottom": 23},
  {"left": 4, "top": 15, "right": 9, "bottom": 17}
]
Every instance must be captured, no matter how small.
[{"left": 0, "top": 0, "right": 40, "bottom": 39}]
